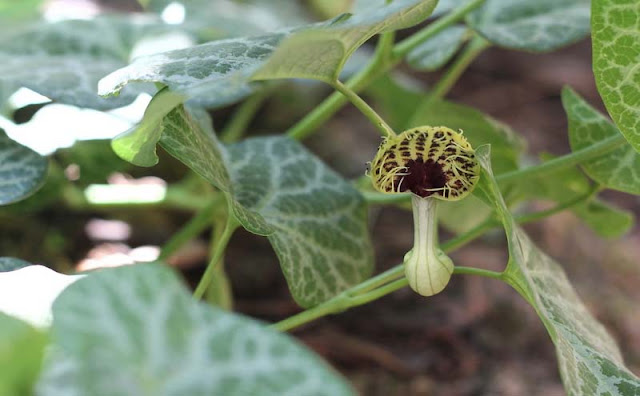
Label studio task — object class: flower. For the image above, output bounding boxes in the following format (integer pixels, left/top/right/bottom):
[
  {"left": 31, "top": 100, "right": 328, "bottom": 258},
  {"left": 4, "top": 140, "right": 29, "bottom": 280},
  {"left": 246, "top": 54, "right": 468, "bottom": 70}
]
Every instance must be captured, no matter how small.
[{"left": 369, "top": 126, "right": 480, "bottom": 296}]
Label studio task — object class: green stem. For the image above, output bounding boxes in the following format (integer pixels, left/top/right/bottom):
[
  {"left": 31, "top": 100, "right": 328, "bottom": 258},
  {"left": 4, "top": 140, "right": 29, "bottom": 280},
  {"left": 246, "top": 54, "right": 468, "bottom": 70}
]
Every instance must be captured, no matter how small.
[
  {"left": 286, "top": 30, "right": 394, "bottom": 141},
  {"left": 496, "top": 134, "right": 626, "bottom": 185},
  {"left": 391, "top": 0, "right": 486, "bottom": 60},
  {"left": 429, "top": 35, "right": 489, "bottom": 100},
  {"left": 204, "top": 221, "right": 234, "bottom": 310},
  {"left": 286, "top": 0, "right": 481, "bottom": 141},
  {"left": 407, "top": 34, "right": 490, "bottom": 126},
  {"left": 332, "top": 80, "right": 395, "bottom": 137},
  {"left": 158, "top": 194, "right": 226, "bottom": 260},
  {"left": 220, "top": 88, "right": 272, "bottom": 143},
  {"left": 272, "top": 189, "right": 598, "bottom": 331},
  {"left": 514, "top": 185, "right": 599, "bottom": 225},
  {"left": 63, "top": 184, "right": 211, "bottom": 212},
  {"left": 271, "top": 265, "right": 501, "bottom": 332},
  {"left": 193, "top": 213, "right": 239, "bottom": 299}
]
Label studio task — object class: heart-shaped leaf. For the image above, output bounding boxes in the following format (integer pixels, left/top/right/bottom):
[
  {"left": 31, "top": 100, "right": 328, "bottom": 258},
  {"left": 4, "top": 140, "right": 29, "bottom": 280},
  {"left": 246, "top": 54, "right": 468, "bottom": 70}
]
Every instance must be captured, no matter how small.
[
  {"left": 475, "top": 145, "right": 640, "bottom": 395},
  {"left": 154, "top": 102, "right": 373, "bottom": 306},
  {"left": 40, "top": 263, "right": 354, "bottom": 395},
  {"left": 226, "top": 137, "right": 374, "bottom": 307},
  {"left": 562, "top": 87, "right": 640, "bottom": 195}
]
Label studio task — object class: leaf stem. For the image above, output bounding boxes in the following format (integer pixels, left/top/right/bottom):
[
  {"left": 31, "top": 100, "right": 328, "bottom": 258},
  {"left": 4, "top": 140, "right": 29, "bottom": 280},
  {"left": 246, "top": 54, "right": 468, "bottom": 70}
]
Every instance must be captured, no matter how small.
[
  {"left": 391, "top": 0, "right": 486, "bottom": 60},
  {"left": 159, "top": 194, "right": 225, "bottom": 260},
  {"left": 220, "top": 87, "right": 272, "bottom": 143},
  {"left": 496, "top": 134, "right": 627, "bottom": 185},
  {"left": 407, "top": 34, "right": 490, "bottom": 126},
  {"left": 286, "top": 0, "right": 482, "bottom": 140},
  {"left": 332, "top": 80, "right": 395, "bottom": 137},
  {"left": 193, "top": 212, "right": 239, "bottom": 300}
]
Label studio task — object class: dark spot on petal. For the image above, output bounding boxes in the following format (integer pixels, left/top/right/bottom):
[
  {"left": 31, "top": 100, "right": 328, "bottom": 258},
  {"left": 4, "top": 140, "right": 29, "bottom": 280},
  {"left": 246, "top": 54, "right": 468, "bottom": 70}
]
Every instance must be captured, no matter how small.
[{"left": 393, "top": 158, "right": 447, "bottom": 198}]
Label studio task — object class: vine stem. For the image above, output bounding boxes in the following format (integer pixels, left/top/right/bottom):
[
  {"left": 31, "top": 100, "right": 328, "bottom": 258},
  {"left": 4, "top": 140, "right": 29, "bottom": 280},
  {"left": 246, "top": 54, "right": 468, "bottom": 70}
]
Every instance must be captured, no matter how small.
[
  {"left": 496, "top": 134, "right": 627, "bottom": 184},
  {"left": 271, "top": 266, "right": 502, "bottom": 332},
  {"left": 158, "top": 193, "right": 226, "bottom": 260},
  {"left": 193, "top": 213, "right": 239, "bottom": 300},
  {"left": 332, "top": 80, "right": 395, "bottom": 137},
  {"left": 286, "top": 0, "right": 485, "bottom": 140},
  {"left": 271, "top": 188, "right": 598, "bottom": 332},
  {"left": 220, "top": 87, "right": 272, "bottom": 143}
]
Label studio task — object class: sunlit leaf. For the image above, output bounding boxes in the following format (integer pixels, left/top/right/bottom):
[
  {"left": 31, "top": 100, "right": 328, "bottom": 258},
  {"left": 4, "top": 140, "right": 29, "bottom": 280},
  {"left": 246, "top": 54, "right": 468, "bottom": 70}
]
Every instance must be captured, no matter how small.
[
  {"left": 0, "top": 312, "right": 48, "bottom": 396},
  {"left": 467, "top": 0, "right": 590, "bottom": 52},
  {"left": 42, "top": 263, "right": 354, "bottom": 395},
  {"left": 0, "top": 128, "right": 47, "bottom": 205},
  {"left": 592, "top": 0, "right": 640, "bottom": 153},
  {"left": 562, "top": 87, "right": 640, "bottom": 195},
  {"left": 407, "top": 25, "right": 467, "bottom": 71},
  {"left": 100, "top": 0, "right": 438, "bottom": 104},
  {"left": 475, "top": 145, "right": 640, "bottom": 395},
  {"left": 112, "top": 87, "right": 185, "bottom": 167}
]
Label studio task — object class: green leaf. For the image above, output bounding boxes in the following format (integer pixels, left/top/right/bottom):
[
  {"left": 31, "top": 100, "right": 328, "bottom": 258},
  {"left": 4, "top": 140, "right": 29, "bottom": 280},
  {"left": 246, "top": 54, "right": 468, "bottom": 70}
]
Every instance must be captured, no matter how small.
[
  {"left": 253, "top": 0, "right": 438, "bottom": 83},
  {"left": 0, "top": 16, "right": 173, "bottom": 110},
  {"left": 475, "top": 145, "right": 640, "bottom": 395},
  {"left": 99, "top": 0, "right": 438, "bottom": 102},
  {"left": 0, "top": 312, "right": 48, "bottom": 396},
  {"left": 0, "top": 257, "right": 32, "bottom": 272},
  {"left": 226, "top": 137, "right": 374, "bottom": 307},
  {"left": 466, "top": 0, "right": 590, "bottom": 52},
  {"left": 513, "top": 153, "right": 634, "bottom": 238},
  {"left": 43, "top": 263, "right": 354, "bottom": 395},
  {"left": 409, "top": 99, "right": 524, "bottom": 174},
  {"left": 573, "top": 200, "right": 633, "bottom": 239},
  {"left": 407, "top": 25, "right": 467, "bottom": 71},
  {"left": 157, "top": 104, "right": 273, "bottom": 235},
  {"left": 592, "top": 0, "right": 640, "bottom": 153},
  {"left": 0, "top": 128, "right": 47, "bottom": 205},
  {"left": 112, "top": 87, "right": 185, "bottom": 167},
  {"left": 147, "top": 95, "right": 373, "bottom": 306},
  {"left": 146, "top": 0, "right": 310, "bottom": 39},
  {"left": 562, "top": 87, "right": 640, "bottom": 195}
]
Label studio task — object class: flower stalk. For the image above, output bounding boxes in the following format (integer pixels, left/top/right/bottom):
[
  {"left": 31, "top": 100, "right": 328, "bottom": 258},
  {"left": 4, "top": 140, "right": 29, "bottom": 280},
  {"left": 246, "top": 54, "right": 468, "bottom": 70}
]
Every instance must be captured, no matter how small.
[
  {"left": 405, "top": 195, "right": 453, "bottom": 296},
  {"left": 369, "top": 126, "right": 480, "bottom": 296}
]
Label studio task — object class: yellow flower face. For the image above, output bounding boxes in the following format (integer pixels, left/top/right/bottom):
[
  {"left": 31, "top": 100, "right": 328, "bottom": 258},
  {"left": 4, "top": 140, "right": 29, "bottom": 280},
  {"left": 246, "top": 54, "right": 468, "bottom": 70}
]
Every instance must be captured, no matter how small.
[{"left": 370, "top": 126, "right": 480, "bottom": 201}]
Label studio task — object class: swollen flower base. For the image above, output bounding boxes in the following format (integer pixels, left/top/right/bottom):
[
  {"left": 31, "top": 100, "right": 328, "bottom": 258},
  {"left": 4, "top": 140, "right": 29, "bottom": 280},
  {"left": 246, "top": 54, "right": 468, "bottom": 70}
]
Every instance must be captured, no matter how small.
[{"left": 369, "top": 126, "right": 480, "bottom": 296}]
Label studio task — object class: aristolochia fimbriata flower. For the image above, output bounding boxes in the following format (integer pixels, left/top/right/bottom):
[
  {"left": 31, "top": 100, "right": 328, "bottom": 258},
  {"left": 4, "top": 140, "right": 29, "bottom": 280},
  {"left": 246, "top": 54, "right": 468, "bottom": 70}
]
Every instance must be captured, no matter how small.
[{"left": 369, "top": 126, "right": 480, "bottom": 296}]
